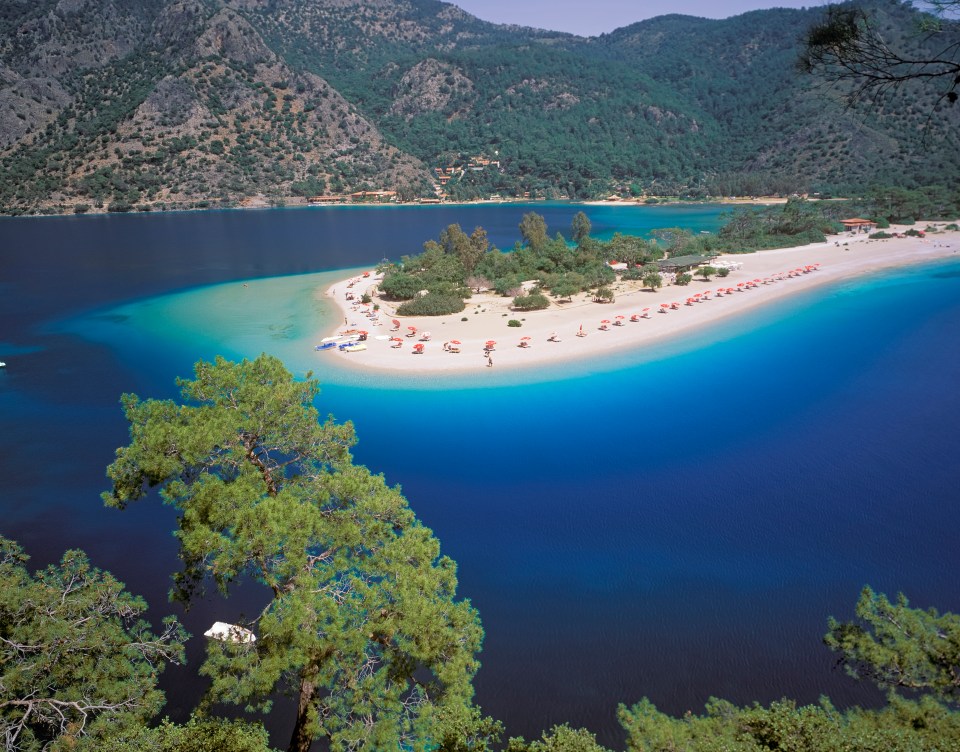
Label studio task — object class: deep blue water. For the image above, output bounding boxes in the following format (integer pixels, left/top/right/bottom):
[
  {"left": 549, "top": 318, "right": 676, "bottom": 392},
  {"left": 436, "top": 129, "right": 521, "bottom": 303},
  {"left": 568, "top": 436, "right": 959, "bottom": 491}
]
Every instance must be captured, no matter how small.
[{"left": 2, "top": 204, "right": 959, "bottom": 747}]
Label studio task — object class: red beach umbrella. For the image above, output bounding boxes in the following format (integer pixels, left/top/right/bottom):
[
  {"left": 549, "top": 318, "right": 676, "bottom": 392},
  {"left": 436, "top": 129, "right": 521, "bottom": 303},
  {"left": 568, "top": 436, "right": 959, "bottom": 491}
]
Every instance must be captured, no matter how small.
[
  {"left": 601, "top": 319, "right": 611, "bottom": 323},
  {"left": 642, "top": 307, "right": 650, "bottom": 311},
  {"left": 392, "top": 319, "right": 400, "bottom": 326},
  {"left": 408, "top": 325, "right": 417, "bottom": 331},
  {"left": 450, "top": 340, "right": 461, "bottom": 345}
]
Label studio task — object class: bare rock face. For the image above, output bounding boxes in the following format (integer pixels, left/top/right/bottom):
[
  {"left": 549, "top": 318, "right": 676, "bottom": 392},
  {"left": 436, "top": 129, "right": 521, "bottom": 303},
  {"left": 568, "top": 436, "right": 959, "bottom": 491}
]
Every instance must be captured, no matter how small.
[
  {"left": 193, "top": 8, "right": 274, "bottom": 65},
  {"left": 152, "top": 0, "right": 210, "bottom": 55},
  {"left": 389, "top": 58, "right": 474, "bottom": 119},
  {"left": 136, "top": 76, "right": 205, "bottom": 128},
  {"left": 0, "top": 70, "right": 71, "bottom": 148}
]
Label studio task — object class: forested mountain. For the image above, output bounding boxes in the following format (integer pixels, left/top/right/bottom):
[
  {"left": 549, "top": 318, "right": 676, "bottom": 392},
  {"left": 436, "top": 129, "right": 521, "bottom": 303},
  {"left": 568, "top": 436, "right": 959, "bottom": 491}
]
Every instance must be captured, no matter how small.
[{"left": 0, "top": 0, "right": 956, "bottom": 214}]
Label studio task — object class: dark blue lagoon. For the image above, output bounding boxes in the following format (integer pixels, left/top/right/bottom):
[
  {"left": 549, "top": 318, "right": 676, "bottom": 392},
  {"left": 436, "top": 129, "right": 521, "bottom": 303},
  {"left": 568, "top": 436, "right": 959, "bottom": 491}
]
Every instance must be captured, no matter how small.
[{"left": 3, "top": 204, "right": 959, "bottom": 746}]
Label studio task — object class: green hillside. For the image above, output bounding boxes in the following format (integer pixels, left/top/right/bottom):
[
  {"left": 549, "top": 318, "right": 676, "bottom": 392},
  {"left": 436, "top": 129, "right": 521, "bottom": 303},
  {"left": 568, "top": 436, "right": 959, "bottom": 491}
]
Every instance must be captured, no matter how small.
[{"left": 0, "top": 0, "right": 956, "bottom": 214}]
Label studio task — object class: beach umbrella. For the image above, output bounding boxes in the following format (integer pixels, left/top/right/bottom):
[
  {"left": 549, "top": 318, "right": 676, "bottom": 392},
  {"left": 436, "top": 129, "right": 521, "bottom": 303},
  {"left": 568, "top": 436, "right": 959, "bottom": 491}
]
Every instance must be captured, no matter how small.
[
  {"left": 642, "top": 307, "right": 650, "bottom": 311},
  {"left": 520, "top": 336, "right": 531, "bottom": 340},
  {"left": 408, "top": 325, "right": 417, "bottom": 331},
  {"left": 392, "top": 319, "right": 400, "bottom": 326},
  {"left": 486, "top": 340, "right": 496, "bottom": 345},
  {"left": 615, "top": 314, "right": 625, "bottom": 319},
  {"left": 601, "top": 319, "right": 610, "bottom": 323},
  {"left": 450, "top": 340, "right": 461, "bottom": 345}
]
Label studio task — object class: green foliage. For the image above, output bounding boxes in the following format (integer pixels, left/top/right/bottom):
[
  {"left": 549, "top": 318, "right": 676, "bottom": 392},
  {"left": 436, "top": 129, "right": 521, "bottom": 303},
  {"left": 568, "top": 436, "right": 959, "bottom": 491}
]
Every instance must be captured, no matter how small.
[
  {"left": 97, "top": 717, "right": 276, "bottom": 752},
  {"left": 508, "top": 724, "right": 611, "bottom": 752},
  {"left": 869, "top": 231, "right": 894, "bottom": 239},
  {"left": 593, "top": 286, "right": 615, "bottom": 302},
  {"left": 674, "top": 273, "right": 693, "bottom": 286},
  {"left": 103, "top": 355, "right": 489, "bottom": 752},
  {"left": 507, "top": 319, "right": 522, "bottom": 327},
  {"left": 618, "top": 694, "right": 960, "bottom": 752},
  {"left": 571, "top": 212, "right": 592, "bottom": 246},
  {"left": 642, "top": 271, "right": 663, "bottom": 290},
  {"left": 825, "top": 586, "right": 960, "bottom": 703},
  {"left": 380, "top": 271, "right": 422, "bottom": 300},
  {"left": 0, "top": 536, "right": 187, "bottom": 751},
  {"left": 396, "top": 292, "right": 466, "bottom": 316},
  {"left": 519, "top": 212, "right": 549, "bottom": 250},
  {"left": 696, "top": 266, "right": 717, "bottom": 280},
  {"left": 716, "top": 198, "right": 836, "bottom": 252},
  {"left": 512, "top": 292, "right": 551, "bottom": 311}
]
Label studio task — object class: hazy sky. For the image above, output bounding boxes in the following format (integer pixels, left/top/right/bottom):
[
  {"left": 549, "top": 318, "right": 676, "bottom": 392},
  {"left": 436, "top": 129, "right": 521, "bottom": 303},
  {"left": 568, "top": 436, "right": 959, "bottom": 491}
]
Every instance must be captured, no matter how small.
[{"left": 452, "top": 1, "right": 834, "bottom": 36}]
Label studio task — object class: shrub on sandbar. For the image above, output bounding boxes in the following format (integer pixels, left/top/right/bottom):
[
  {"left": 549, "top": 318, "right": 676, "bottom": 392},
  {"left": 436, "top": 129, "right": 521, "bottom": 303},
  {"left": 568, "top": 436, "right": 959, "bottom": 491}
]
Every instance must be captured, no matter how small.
[{"left": 396, "top": 293, "right": 465, "bottom": 316}]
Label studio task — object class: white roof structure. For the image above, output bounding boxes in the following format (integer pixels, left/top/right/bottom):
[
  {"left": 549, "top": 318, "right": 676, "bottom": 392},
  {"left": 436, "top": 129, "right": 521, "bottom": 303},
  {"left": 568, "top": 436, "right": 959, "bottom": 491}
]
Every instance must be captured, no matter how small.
[{"left": 203, "top": 621, "right": 257, "bottom": 644}]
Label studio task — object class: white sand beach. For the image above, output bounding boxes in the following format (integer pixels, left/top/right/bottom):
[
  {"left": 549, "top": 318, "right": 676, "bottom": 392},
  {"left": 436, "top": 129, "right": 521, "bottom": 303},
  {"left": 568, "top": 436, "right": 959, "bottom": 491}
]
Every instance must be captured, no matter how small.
[{"left": 318, "top": 225, "right": 960, "bottom": 374}]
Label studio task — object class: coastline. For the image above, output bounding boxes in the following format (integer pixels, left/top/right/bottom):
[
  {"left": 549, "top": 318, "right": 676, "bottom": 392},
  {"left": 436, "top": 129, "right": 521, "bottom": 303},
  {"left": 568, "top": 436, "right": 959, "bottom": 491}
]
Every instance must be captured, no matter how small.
[{"left": 318, "top": 225, "right": 960, "bottom": 376}]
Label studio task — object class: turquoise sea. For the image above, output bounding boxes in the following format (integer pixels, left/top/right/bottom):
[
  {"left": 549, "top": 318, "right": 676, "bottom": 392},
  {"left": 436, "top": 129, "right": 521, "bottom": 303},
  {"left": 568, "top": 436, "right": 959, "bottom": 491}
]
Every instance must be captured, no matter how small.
[{"left": 3, "top": 204, "right": 959, "bottom": 744}]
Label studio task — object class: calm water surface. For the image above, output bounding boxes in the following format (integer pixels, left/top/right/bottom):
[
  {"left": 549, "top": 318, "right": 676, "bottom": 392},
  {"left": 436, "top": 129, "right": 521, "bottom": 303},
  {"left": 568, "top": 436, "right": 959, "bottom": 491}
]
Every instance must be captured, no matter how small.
[{"left": 2, "top": 204, "right": 959, "bottom": 746}]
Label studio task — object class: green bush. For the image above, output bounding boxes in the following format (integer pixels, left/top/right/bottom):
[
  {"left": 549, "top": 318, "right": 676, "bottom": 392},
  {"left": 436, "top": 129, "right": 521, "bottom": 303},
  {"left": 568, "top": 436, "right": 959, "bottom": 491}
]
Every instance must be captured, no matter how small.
[
  {"left": 507, "top": 319, "right": 522, "bottom": 327},
  {"left": 512, "top": 292, "right": 551, "bottom": 311},
  {"left": 869, "top": 231, "right": 894, "bottom": 239},
  {"left": 717, "top": 267, "right": 730, "bottom": 278},
  {"left": 396, "top": 293, "right": 465, "bottom": 316},
  {"left": 674, "top": 273, "right": 693, "bottom": 286},
  {"left": 380, "top": 272, "right": 421, "bottom": 300}
]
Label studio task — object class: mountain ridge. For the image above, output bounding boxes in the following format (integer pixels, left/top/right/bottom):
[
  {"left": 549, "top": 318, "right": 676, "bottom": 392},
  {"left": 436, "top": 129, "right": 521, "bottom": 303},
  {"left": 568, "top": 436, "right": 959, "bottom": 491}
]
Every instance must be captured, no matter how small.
[{"left": 0, "top": 0, "right": 957, "bottom": 214}]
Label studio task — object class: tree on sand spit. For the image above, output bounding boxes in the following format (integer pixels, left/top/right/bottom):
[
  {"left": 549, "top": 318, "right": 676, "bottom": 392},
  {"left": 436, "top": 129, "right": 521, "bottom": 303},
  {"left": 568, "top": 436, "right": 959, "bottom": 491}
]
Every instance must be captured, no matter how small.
[{"left": 103, "top": 354, "right": 493, "bottom": 752}]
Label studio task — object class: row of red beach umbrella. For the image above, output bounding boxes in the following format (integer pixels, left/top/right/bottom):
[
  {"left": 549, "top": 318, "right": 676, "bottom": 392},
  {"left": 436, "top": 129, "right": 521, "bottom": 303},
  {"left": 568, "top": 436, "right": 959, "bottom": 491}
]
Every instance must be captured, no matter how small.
[{"left": 380, "top": 263, "right": 821, "bottom": 348}]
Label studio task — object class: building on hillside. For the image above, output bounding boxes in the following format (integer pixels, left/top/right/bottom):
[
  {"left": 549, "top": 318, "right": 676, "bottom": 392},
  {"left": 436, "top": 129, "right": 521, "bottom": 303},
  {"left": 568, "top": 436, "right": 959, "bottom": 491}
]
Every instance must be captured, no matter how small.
[{"left": 307, "top": 195, "right": 345, "bottom": 204}]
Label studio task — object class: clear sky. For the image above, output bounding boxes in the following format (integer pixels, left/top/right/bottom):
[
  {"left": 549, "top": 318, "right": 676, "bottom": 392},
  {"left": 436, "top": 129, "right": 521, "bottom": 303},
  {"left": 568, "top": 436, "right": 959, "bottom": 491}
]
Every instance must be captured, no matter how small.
[{"left": 451, "top": 0, "right": 834, "bottom": 36}]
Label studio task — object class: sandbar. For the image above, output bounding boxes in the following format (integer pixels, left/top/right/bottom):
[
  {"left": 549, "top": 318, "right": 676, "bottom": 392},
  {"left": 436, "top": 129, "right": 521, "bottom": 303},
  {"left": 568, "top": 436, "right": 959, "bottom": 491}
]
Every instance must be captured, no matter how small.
[{"left": 319, "top": 224, "right": 960, "bottom": 374}]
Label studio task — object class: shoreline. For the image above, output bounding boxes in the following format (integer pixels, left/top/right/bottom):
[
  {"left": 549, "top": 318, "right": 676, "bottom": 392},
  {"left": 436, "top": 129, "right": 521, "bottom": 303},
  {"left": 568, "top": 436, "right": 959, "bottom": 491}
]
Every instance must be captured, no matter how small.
[
  {"left": 3, "top": 196, "right": 814, "bottom": 220},
  {"left": 319, "top": 225, "right": 960, "bottom": 376}
]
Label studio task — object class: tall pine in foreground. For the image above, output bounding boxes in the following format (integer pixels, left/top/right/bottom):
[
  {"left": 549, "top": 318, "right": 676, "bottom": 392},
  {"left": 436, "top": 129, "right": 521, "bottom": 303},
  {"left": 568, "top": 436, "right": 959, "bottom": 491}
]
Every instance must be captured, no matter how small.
[{"left": 103, "top": 354, "right": 495, "bottom": 752}]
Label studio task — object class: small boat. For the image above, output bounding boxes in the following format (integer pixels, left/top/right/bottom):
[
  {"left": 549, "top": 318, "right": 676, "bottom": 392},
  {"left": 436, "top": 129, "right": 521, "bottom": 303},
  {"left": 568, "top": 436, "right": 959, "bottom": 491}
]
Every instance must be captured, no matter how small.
[
  {"left": 314, "top": 342, "right": 338, "bottom": 351},
  {"left": 339, "top": 342, "right": 367, "bottom": 352}
]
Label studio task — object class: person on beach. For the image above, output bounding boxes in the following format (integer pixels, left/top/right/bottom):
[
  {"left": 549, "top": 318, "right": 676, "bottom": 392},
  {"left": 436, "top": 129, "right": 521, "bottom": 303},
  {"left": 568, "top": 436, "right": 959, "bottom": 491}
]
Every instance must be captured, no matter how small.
[{"left": 487, "top": 355, "right": 493, "bottom": 367}]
